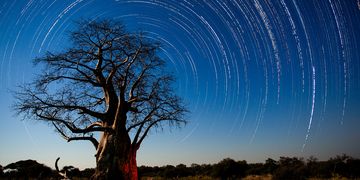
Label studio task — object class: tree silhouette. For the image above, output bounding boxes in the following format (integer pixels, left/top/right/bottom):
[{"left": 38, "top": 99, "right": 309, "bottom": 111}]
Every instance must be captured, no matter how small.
[
  {"left": 264, "top": 158, "right": 278, "bottom": 174},
  {"left": 3, "top": 160, "right": 54, "bottom": 178},
  {"left": 272, "top": 157, "right": 307, "bottom": 180},
  {"left": 212, "top": 158, "right": 248, "bottom": 179},
  {"left": 14, "top": 19, "right": 187, "bottom": 179}
]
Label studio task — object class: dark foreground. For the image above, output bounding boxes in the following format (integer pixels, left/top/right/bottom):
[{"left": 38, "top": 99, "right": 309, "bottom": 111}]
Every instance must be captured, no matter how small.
[{"left": 1, "top": 154, "right": 359, "bottom": 179}]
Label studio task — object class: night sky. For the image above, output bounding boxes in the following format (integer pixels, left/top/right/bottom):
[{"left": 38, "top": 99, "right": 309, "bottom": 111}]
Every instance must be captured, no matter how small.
[{"left": 1, "top": 0, "right": 360, "bottom": 169}]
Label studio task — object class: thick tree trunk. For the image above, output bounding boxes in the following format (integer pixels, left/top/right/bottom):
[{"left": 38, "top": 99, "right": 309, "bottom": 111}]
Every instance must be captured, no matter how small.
[{"left": 92, "top": 131, "right": 138, "bottom": 180}]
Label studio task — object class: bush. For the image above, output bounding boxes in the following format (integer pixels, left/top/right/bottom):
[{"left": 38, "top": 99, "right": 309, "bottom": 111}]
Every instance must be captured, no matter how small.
[
  {"left": 272, "top": 157, "right": 307, "bottom": 180},
  {"left": 3, "top": 160, "right": 55, "bottom": 178},
  {"left": 211, "top": 158, "right": 248, "bottom": 179}
]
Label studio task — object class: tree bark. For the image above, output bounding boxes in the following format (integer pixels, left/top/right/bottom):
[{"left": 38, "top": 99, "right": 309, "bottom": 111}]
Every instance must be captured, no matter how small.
[{"left": 92, "top": 131, "right": 138, "bottom": 180}]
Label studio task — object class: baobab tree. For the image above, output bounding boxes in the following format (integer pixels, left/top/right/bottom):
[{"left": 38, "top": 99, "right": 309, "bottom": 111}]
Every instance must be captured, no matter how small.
[{"left": 14, "top": 19, "right": 187, "bottom": 179}]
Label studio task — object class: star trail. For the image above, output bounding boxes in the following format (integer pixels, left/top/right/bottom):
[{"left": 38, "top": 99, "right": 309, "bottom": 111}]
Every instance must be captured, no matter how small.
[{"left": 0, "top": 0, "right": 359, "bottom": 168}]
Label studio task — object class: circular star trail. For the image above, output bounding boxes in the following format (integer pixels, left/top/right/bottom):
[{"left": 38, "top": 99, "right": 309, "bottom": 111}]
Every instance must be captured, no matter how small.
[{"left": 1, "top": 0, "right": 360, "bottom": 167}]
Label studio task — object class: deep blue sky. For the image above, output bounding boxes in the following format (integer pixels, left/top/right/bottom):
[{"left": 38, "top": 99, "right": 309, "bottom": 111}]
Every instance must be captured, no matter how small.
[{"left": 1, "top": 0, "right": 360, "bottom": 169}]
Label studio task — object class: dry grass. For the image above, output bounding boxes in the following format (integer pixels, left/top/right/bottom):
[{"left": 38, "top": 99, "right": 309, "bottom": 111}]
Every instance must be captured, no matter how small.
[
  {"left": 243, "top": 174, "right": 272, "bottom": 180},
  {"left": 140, "top": 176, "right": 213, "bottom": 180},
  {"left": 140, "top": 174, "right": 358, "bottom": 180},
  {"left": 308, "top": 177, "right": 352, "bottom": 180}
]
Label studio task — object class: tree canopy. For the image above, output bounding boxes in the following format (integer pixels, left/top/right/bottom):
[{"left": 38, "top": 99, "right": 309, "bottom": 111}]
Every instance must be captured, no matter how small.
[{"left": 14, "top": 20, "right": 187, "bottom": 151}]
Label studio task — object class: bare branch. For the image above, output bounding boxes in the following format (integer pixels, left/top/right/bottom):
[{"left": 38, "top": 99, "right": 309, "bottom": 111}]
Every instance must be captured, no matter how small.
[
  {"left": 128, "top": 66, "right": 148, "bottom": 101},
  {"left": 68, "top": 136, "right": 99, "bottom": 149},
  {"left": 53, "top": 122, "right": 70, "bottom": 140},
  {"left": 127, "top": 107, "right": 157, "bottom": 132},
  {"left": 136, "top": 117, "right": 186, "bottom": 147},
  {"left": 131, "top": 108, "right": 157, "bottom": 144},
  {"left": 53, "top": 122, "right": 99, "bottom": 149},
  {"left": 41, "top": 112, "right": 112, "bottom": 134}
]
